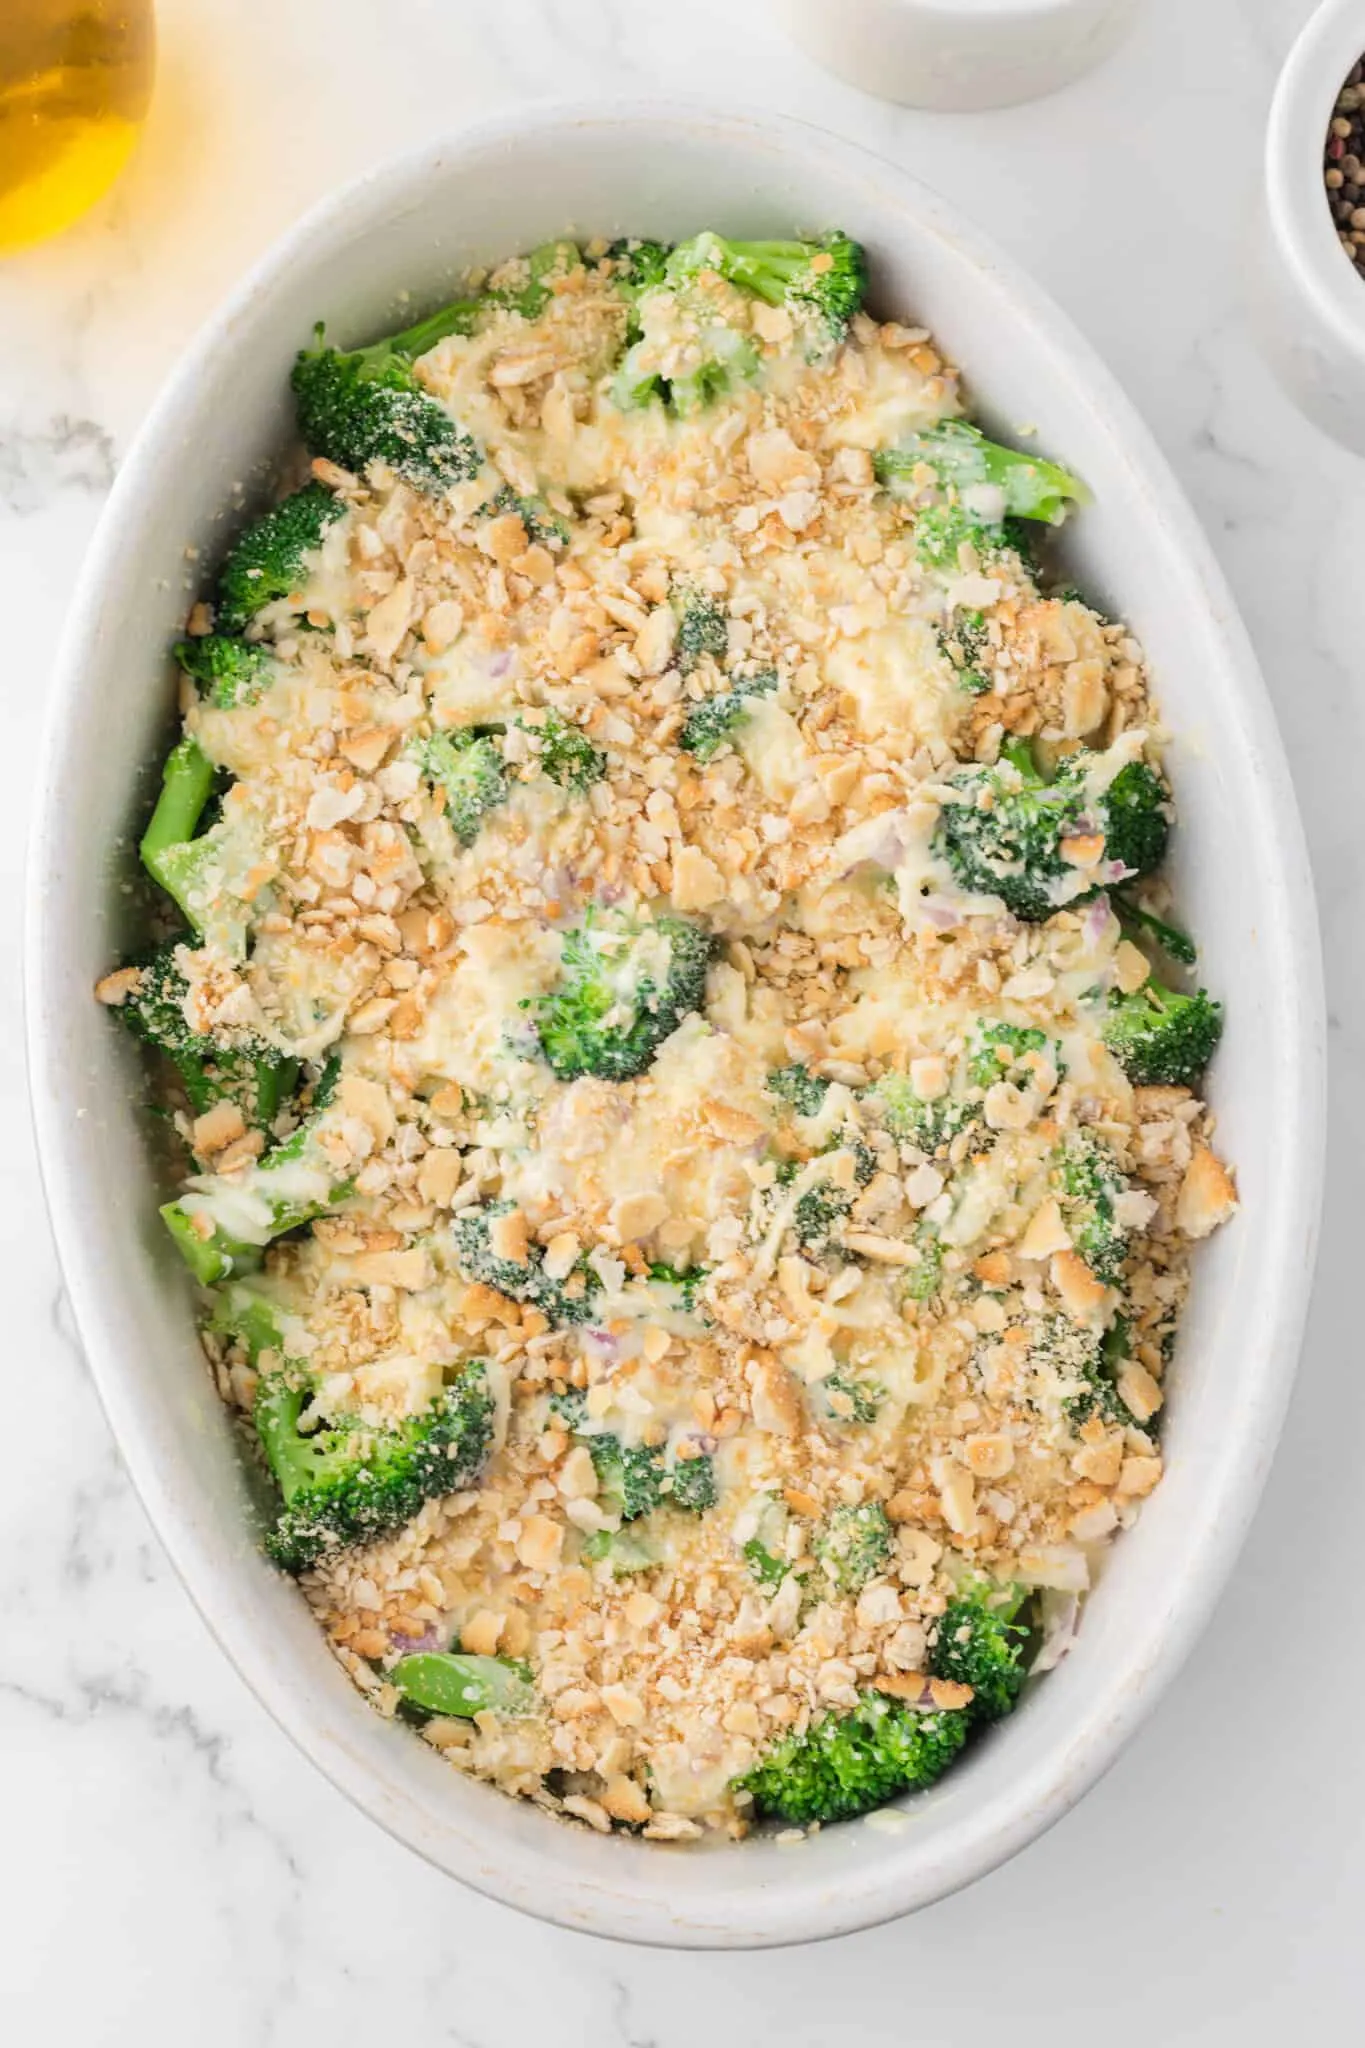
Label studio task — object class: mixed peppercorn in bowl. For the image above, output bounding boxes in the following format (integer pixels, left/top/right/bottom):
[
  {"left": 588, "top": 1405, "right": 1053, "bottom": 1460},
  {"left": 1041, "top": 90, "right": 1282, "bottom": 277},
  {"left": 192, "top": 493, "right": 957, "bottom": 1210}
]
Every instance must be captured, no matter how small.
[{"left": 94, "top": 224, "right": 1239, "bottom": 1842}]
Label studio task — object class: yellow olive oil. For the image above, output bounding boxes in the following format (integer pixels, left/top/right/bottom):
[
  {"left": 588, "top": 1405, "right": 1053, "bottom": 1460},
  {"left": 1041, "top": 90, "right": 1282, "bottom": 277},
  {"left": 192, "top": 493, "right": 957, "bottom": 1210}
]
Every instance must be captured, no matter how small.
[{"left": 0, "top": 2, "right": 154, "bottom": 252}]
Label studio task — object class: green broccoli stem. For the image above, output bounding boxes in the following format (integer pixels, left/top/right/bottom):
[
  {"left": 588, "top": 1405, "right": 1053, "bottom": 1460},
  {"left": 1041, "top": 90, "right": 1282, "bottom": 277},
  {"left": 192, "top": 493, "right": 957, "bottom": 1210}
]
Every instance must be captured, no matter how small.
[
  {"left": 389, "top": 1652, "right": 535, "bottom": 1719},
  {"left": 140, "top": 738, "right": 215, "bottom": 901},
  {"left": 1112, "top": 890, "right": 1197, "bottom": 967},
  {"left": 160, "top": 1199, "right": 256, "bottom": 1286}
]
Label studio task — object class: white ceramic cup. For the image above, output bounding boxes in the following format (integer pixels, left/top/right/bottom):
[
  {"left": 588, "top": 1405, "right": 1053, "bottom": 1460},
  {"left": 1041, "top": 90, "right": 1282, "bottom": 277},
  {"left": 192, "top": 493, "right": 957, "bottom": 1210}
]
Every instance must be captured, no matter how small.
[
  {"left": 775, "top": 0, "right": 1144, "bottom": 111},
  {"left": 1261, "top": 0, "right": 1365, "bottom": 452}
]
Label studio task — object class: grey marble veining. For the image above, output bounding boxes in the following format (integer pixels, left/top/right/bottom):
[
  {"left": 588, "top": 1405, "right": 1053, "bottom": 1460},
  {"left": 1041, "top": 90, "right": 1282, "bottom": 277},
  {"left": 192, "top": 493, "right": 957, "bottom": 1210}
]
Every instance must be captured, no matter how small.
[{"left": 2, "top": 0, "right": 1359, "bottom": 2039}]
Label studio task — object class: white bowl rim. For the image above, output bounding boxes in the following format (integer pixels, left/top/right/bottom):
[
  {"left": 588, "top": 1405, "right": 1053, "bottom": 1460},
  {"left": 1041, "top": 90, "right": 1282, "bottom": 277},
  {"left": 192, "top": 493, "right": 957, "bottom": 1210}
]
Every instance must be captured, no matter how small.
[
  {"left": 1266, "top": 0, "right": 1365, "bottom": 363},
  {"left": 25, "top": 98, "right": 1326, "bottom": 1947}
]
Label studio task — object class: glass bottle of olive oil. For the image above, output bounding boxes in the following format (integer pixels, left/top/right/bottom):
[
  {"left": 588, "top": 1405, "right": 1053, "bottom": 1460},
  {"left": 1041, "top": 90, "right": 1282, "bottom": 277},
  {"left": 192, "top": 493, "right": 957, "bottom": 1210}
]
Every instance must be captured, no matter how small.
[{"left": 0, "top": 3, "right": 155, "bottom": 252}]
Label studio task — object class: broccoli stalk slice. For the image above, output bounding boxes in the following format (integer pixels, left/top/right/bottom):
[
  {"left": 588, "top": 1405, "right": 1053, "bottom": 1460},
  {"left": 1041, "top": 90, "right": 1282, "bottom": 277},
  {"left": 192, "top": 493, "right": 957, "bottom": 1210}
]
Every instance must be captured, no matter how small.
[
  {"left": 529, "top": 912, "right": 713, "bottom": 1083},
  {"left": 140, "top": 736, "right": 215, "bottom": 903},
  {"left": 877, "top": 419, "right": 1087, "bottom": 526},
  {"left": 291, "top": 297, "right": 483, "bottom": 489},
  {"left": 389, "top": 1652, "right": 535, "bottom": 1719},
  {"left": 138, "top": 736, "right": 226, "bottom": 937},
  {"left": 1103, "top": 976, "right": 1224, "bottom": 1087},
  {"left": 251, "top": 1360, "right": 495, "bottom": 1574},
  {"left": 215, "top": 482, "right": 346, "bottom": 634}
]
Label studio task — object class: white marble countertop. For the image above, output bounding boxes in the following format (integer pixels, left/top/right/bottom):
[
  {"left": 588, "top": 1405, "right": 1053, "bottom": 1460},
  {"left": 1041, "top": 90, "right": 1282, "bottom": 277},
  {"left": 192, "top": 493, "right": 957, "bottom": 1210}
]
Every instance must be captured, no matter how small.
[{"left": 3, "top": 0, "right": 1360, "bottom": 2036}]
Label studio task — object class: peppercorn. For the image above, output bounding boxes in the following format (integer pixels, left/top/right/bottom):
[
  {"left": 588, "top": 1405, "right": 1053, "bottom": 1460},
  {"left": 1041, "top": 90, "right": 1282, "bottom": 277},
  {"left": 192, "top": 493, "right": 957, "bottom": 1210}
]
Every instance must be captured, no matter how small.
[{"left": 1324, "top": 60, "right": 1365, "bottom": 274}]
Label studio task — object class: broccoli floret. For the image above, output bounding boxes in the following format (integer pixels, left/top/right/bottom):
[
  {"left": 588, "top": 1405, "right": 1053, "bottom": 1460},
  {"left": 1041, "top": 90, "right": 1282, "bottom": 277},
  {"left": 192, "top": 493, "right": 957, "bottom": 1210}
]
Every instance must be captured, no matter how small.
[
  {"left": 589, "top": 1435, "right": 666, "bottom": 1521},
  {"left": 118, "top": 940, "right": 297, "bottom": 1132},
  {"left": 966, "top": 1020, "right": 1054, "bottom": 1091},
  {"left": 812, "top": 1500, "right": 892, "bottom": 1594},
  {"left": 788, "top": 1176, "right": 849, "bottom": 1250},
  {"left": 934, "top": 739, "right": 1082, "bottom": 921},
  {"left": 523, "top": 710, "right": 606, "bottom": 792},
  {"left": 783, "top": 1136, "right": 875, "bottom": 1251},
  {"left": 934, "top": 741, "right": 1170, "bottom": 923},
  {"left": 680, "top": 669, "right": 777, "bottom": 761},
  {"left": 665, "top": 230, "right": 867, "bottom": 344},
  {"left": 1060, "top": 1313, "right": 1148, "bottom": 1431},
  {"left": 529, "top": 911, "right": 713, "bottom": 1083},
  {"left": 645, "top": 1261, "right": 710, "bottom": 1315},
  {"left": 668, "top": 1449, "right": 718, "bottom": 1512},
  {"left": 174, "top": 633, "right": 275, "bottom": 709},
  {"left": 161, "top": 1063, "right": 353, "bottom": 1284},
  {"left": 587, "top": 1434, "right": 716, "bottom": 1520},
  {"left": 674, "top": 590, "right": 729, "bottom": 675},
  {"left": 938, "top": 607, "right": 992, "bottom": 694},
  {"left": 930, "top": 1585, "right": 1028, "bottom": 1721},
  {"left": 413, "top": 727, "right": 510, "bottom": 847},
  {"left": 291, "top": 300, "right": 482, "bottom": 489},
  {"left": 736, "top": 1691, "right": 970, "bottom": 1827},
  {"left": 904, "top": 1224, "right": 944, "bottom": 1304},
  {"left": 767, "top": 1063, "right": 831, "bottom": 1117},
  {"left": 877, "top": 419, "right": 1086, "bottom": 527},
  {"left": 1053, "top": 1132, "right": 1131, "bottom": 1284},
  {"left": 611, "top": 232, "right": 863, "bottom": 415},
  {"left": 866, "top": 1071, "right": 972, "bottom": 1154},
  {"left": 1103, "top": 976, "right": 1223, "bottom": 1087},
  {"left": 249, "top": 1359, "right": 494, "bottom": 1574},
  {"left": 818, "top": 1373, "right": 883, "bottom": 1427},
  {"left": 1101, "top": 760, "right": 1172, "bottom": 879},
  {"left": 389, "top": 1651, "right": 535, "bottom": 1718},
  {"left": 216, "top": 482, "right": 346, "bottom": 633},
  {"left": 451, "top": 1201, "right": 598, "bottom": 1326},
  {"left": 605, "top": 236, "right": 672, "bottom": 330}
]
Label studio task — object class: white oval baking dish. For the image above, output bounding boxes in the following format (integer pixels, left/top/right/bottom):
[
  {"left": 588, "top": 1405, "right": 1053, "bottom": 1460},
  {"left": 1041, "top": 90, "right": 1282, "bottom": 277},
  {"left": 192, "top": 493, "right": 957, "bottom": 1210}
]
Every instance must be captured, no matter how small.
[{"left": 26, "top": 103, "right": 1325, "bottom": 1947}]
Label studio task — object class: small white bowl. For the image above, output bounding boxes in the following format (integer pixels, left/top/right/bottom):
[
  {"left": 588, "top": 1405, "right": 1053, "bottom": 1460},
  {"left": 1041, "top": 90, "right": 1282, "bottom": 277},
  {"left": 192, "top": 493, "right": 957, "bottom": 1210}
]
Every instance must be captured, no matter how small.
[
  {"left": 776, "top": 0, "right": 1144, "bottom": 112},
  {"left": 1263, "top": 0, "right": 1365, "bottom": 450},
  {"left": 27, "top": 101, "right": 1325, "bottom": 1946}
]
